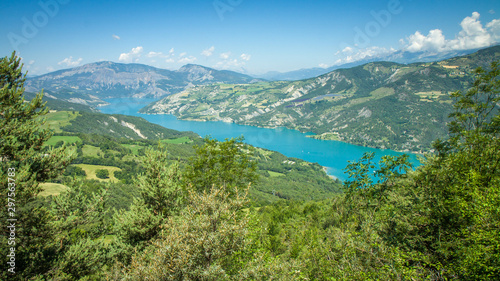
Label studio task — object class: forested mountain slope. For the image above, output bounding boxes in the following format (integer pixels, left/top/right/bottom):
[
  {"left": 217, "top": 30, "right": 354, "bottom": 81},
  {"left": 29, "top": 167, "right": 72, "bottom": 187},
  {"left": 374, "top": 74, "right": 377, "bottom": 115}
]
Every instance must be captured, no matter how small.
[{"left": 145, "top": 45, "right": 500, "bottom": 152}]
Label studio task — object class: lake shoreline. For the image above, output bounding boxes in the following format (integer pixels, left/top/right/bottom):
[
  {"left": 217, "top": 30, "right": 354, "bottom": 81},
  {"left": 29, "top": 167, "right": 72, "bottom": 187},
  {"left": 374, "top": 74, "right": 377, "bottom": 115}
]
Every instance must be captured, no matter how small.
[
  {"left": 100, "top": 98, "right": 422, "bottom": 181},
  {"left": 144, "top": 111, "right": 426, "bottom": 155},
  {"left": 323, "top": 167, "right": 338, "bottom": 181}
]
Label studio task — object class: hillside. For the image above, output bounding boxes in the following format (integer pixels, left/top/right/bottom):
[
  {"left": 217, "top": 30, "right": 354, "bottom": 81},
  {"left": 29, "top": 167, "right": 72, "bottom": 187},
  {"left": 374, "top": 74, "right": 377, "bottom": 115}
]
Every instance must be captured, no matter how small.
[
  {"left": 25, "top": 62, "right": 262, "bottom": 107},
  {"left": 42, "top": 110, "right": 197, "bottom": 141},
  {"left": 61, "top": 111, "right": 198, "bottom": 140},
  {"left": 25, "top": 91, "right": 97, "bottom": 112},
  {"left": 42, "top": 110, "right": 342, "bottom": 203},
  {"left": 144, "top": 45, "right": 500, "bottom": 152}
]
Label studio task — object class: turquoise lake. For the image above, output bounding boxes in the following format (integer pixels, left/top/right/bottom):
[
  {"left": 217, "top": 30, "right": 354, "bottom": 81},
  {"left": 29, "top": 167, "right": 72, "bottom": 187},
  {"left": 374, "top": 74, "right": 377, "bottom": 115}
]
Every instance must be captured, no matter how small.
[{"left": 99, "top": 98, "right": 421, "bottom": 181}]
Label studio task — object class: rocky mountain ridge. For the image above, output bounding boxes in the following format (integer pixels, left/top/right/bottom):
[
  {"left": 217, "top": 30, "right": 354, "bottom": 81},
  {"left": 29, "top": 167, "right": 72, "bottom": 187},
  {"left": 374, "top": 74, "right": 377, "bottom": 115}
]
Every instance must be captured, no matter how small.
[{"left": 26, "top": 62, "right": 261, "bottom": 107}]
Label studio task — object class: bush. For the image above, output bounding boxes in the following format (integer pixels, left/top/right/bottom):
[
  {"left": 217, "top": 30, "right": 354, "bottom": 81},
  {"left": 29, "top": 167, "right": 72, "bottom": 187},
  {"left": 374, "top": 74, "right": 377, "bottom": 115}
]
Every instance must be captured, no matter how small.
[{"left": 95, "top": 169, "right": 109, "bottom": 179}]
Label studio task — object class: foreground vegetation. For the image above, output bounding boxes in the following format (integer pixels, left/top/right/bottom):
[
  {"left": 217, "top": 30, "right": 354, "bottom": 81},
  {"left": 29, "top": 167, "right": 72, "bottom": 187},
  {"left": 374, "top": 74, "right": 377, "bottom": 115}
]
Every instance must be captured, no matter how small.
[{"left": 1, "top": 52, "right": 499, "bottom": 280}]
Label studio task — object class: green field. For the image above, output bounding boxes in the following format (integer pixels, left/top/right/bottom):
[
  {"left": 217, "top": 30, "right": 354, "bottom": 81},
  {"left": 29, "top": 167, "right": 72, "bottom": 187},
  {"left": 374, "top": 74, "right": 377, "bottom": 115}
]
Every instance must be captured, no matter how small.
[
  {"left": 121, "top": 144, "right": 147, "bottom": 155},
  {"left": 42, "top": 111, "right": 79, "bottom": 133},
  {"left": 82, "top": 145, "right": 102, "bottom": 157},
  {"left": 74, "top": 164, "right": 122, "bottom": 182},
  {"left": 44, "top": 135, "right": 82, "bottom": 146},
  {"left": 306, "top": 132, "right": 340, "bottom": 141},
  {"left": 268, "top": 171, "right": 285, "bottom": 177},
  {"left": 161, "top": 137, "right": 192, "bottom": 144},
  {"left": 39, "top": 183, "right": 69, "bottom": 197}
]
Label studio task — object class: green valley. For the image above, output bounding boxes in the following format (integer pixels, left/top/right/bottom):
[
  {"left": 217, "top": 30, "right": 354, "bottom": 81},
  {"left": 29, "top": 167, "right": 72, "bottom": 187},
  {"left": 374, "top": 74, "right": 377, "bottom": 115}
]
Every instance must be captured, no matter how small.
[{"left": 40, "top": 109, "right": 342, "bottom": 204}]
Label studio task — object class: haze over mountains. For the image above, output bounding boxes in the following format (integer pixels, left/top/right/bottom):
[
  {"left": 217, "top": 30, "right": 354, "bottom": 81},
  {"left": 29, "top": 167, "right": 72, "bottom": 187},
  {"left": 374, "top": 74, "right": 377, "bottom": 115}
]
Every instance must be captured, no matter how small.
[{"left": 256, "top": 48, "right": 484, "bottom": 81}]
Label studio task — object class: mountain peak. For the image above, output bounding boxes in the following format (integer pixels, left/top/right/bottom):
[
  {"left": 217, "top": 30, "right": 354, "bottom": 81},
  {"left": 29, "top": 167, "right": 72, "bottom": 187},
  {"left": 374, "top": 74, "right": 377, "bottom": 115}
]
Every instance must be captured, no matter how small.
[
  {"left": 177, "top": 64, "right": 213, "bottom": 72},
  {"left": 25, "top": 61, "right": 260, "bottom": 105}
]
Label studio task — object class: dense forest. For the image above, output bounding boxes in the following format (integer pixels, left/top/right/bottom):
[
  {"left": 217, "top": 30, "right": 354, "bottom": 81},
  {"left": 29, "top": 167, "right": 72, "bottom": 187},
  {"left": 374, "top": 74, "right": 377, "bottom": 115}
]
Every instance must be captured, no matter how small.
[{"left": 1, "top": 52, "right": 499, "bottom": 280}]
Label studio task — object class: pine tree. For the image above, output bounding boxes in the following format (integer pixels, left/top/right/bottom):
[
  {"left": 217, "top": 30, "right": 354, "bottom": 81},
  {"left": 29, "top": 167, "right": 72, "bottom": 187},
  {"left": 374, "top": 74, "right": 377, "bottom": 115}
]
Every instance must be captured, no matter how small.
[
  {"left": 0, "top": 52, "right": 75, "bottom": 279},
  {"left": 112, "top": 144, "right": 185, "bottom": 254}
]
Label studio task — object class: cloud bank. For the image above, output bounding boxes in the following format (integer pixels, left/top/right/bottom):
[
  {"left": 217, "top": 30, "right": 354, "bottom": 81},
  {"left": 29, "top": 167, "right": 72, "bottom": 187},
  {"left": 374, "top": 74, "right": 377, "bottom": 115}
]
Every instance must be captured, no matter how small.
[
  {"left": 335, "top": 12, "right": 500, "bottom": 66},
  {"left": 404, "top": 12, "right": 499, "bottom": 53}
]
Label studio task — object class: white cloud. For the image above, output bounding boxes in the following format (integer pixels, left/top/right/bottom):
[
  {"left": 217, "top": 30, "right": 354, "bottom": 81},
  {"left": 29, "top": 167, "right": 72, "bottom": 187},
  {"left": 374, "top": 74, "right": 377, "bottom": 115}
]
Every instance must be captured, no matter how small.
[
  {"left": 147, "top": 51, "right": 165, "bottom": 58},
  {"left": 334, "top": 46, "right": 394, "bottom": 65},
  {"left": 319, "top": 63, "right": 328, "bottom": 68},
  {"left": 342, "top": 46, "right": 353, "bottom": 53},
  {"left": 215, "top": 59, "right": 245, "bottom": 69},
  {"left": 46, "top": 66, "right": 55, "bottom": 72},
  {"left": 202, "top": 46, "right": 215, "bottom": 57},
  {"left": 220, "top": 52, "right": 231, "bottom": 59},
  {"left": 112, "top": 34, "right": 120, "bottom": 40},
  {"left": 165, "top": 58, "right": 175, "bottom": 63},
  {"left": 487, "top": 19, "right": 500, "bottom": 41},
  {"left": 448, "top": 12, "right": 492, "bottom": 50},
  {"left": 119, "top": 46, "right": 143, "bottom": 62},
  {"left": 58, "top": 56, "right": 83, "bottom": 67},
  {"left": 406, "top": 29, "right": 446, "bottom": 52},
  {"left": 240, "top": 53, "right": 251, "bottom": 61},
  {"left": 404, "top": 12, "right": 498, "bottom": 53},
  {"left": 332, "top": 12, "right": 500, "bottom": 68},
  {"left": 178, "top": 56, "right": 197, "bottom": 64},
  {"left": 490, "top": 9, "right": 495, "bottom": 15},
  {"left": 179, "top": 52, "right": 187, "bottom": 58}
]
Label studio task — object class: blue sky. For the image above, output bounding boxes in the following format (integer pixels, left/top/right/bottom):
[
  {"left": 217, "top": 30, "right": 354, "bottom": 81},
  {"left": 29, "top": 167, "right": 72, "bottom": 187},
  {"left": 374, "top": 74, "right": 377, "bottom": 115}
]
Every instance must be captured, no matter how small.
[{"left": 1, "top": 0, "right": 499, "bottom": 75}]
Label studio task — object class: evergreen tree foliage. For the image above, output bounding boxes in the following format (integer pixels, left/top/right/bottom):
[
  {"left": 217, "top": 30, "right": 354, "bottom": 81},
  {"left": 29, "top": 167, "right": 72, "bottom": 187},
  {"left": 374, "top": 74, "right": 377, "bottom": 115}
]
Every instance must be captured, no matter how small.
[
  {"left": 0, "top": 52, "right": 75, "bottom": 279},
  {"left": 137, "top": 145, "right": 185, "bottom": 217},
  {"left": 112, "top": 145, "right": 185, "bottom": 254},
  {"left": 44, "top": 180, "right": 114, "bottom": 280}
]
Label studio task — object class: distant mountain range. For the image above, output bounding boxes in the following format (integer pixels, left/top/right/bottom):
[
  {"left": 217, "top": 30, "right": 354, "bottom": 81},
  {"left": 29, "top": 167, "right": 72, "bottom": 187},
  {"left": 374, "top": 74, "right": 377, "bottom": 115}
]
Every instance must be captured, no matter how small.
[
  {"left": 255, "top": 48, "right": 486, "bottom": 81},
  {"left": 144, "top": 45, "right": 500, "bottom": 152},
  {"left": 25, "top": 47, "right": 495, "bottom": 109},
  {"left": 26, "top": 62, "right": 262, "bottom": 107}
]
